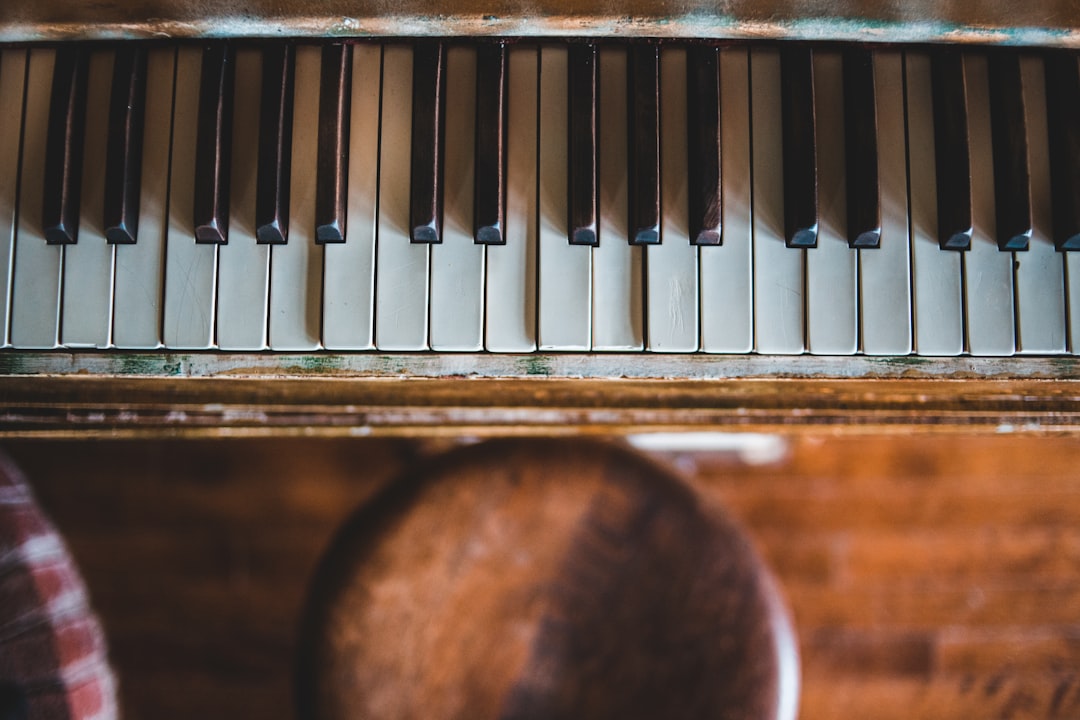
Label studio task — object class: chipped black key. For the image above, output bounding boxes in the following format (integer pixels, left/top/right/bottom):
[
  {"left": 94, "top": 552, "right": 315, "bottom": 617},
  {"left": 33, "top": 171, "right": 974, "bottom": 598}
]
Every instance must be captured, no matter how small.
[
  {"left": 842, "top": 48, "right": 881, "bottom": 249},
  {"left": 193, "top": 42, "right": 234, "bottom": 244},
  {"left": 104, "top": 46, "right": 146, "bottom": 245},
  {"left": 315, "top": 43, "right": 350, "bottom": 244},
  {"left": 931, "top": 49, "right": 972, "bottom": 251},
  {"left": 1045, "top": 51, "right": 1080, "bottom": 251},
  {"left": 42, "top": 46, "right": 89, "bottom": 245},
  {"left": 410, "top": 42, "right": 446, "bottom": 244},
  {"left": 629, "top": 43, "right": 660, "bottom": 246},
  {"left": 256, "top": 43, "right": 295, "bottom": 245},
  {"left": 780, "top": 46, "right": 818, "bottom": 248},
  {"left": 474, "top": 42, "right": 506, "bottom": 245},
  {"left": 568, "top": 43, "right": 598, "bottom": 246},
  {"left": 687, "top": 44, "right": 721, "bottom": 246}
]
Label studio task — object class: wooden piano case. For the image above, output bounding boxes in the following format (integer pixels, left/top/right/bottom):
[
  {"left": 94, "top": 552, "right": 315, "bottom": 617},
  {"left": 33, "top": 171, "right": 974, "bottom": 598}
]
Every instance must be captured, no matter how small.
[{"left": 2, "top": 3, "right": 1080, "bottom": 720}]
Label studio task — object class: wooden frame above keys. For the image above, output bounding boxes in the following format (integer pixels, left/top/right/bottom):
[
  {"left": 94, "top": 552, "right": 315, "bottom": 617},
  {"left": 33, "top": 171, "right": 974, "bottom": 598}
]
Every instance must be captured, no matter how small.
[{"left": 3, "top": 0, "right": 1079, "bottom": 44}]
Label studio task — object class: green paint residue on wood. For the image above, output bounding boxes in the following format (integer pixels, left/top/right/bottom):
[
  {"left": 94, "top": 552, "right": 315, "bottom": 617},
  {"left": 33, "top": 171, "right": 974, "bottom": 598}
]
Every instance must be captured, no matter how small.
[
  {"left": 292, "top": 355, "right": 346, "bottom": 373},
  {"left": 870, "top": 356, "right": 931, "bottom": 368},
  {"left": 521, "top": 357, "right": 552, "bottom": 376},
  {"left": 0, "top": 354, "right": 27, "bottom": 374},
  {"left": 116, "top": 354, "right": 171, "bottom": 376}
]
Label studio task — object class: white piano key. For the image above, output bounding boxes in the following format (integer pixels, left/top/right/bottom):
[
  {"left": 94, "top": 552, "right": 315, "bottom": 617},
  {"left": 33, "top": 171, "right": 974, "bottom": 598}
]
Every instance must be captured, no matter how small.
[
  {"left": 163, "top": 46, "right": 217, "bottom": 350},
  {"left": 648, "top": 47, "right": 698, "bottom": 352},
  {"left": 701, "top": 47, "right": 752, "bottom": 354},
  {"left": 1015, "top": 55, "right": 1066, "bottom": 354},
  {"left": 860, "top": 51, "right": 913, "bottom": 355},
  {"left": 751, "top": 48, "right": 804, "bottom": 354},
  {"left": 806, "top": 50, "right": 857, "bottom": 355},
  {"left": 62, "top": 50, "right": 115, "bottom": 349},
  {"left": 10, "top": 49, "right": 62, "bottom": 349},
  {"left": 593, "top": 46, "right": 643, "bottom": 351},
  {"left": 430, "top": 45, "right": 484, "bottom": 351},
  {"left": 269, "top": 45, "right": 323, "bottom": 351},
  {"left": 323, "top": 43, "right": 380, "bottom": 350},
  {"left": 963, "top": 53, "right": 1015, "bottom": 356},
  {"left": 375, "top": 45, "right": 430, "bottom": 351},
  {"left": 113, "top": 47, "right": 172, "bottom": 349},
  {"left": 485, "top": 45, "right": 538, "bottom": 352},
  {"left": 0, "top": 50, "right": 26, "bottom": 346},
  {"left": 906, "top": 51, "right": 963, "bottom": 356},
  {"left": 1070, "top": 254, "right": 1080, "bottom": 353},
  {"left": 538, "top": 45, "right": 590, "bottom": 351},
  {"left": 217, "top": 47, "right": 269, "bottom": 351}
]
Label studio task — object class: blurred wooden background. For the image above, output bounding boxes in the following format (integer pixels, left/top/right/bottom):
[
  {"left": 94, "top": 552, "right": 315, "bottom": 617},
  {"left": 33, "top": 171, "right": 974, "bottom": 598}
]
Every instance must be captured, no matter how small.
[{"left": 5, "top": 434, "right": 1080, "bottom": 719}]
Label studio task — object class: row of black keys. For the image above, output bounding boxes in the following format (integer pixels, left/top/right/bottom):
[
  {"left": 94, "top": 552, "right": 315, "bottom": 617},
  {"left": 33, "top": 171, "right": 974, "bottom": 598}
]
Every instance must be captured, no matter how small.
[{"left": 39, "top": 41, "right": 1080, "bottom": 252}]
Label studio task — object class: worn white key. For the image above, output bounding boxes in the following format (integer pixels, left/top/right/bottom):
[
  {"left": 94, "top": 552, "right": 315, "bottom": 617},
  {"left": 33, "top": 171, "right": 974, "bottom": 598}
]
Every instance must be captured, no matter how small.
[
  {"left": 806, "top": 50, "right": 856, "bottom": 355},
  {"left": 0, "top": 50, "right": 26, "bottom": 346},
  {"left": 324, "top": 43, "right": 380, "bottom": 350},
  {"left": 62, "top": 50, "right": 115, "bottom": 348},
  {"left": 860, "top": 51, "right": 913, "bottom": 355},
  {"left": 163, "top": 47, "right": 217, "bottom": 349},
  {"left": 430, "top": 46, "right": 484, "bottom": 351},
  {"left": 907, "top": 52, "right": 963, "bottom": 356},
  {"left": 701, "top": 47, "right": 752, "bottom": 353},
  {"left": 113, "top": 48, "right": 172, "bottom": 349},
  {"left": 269, "top": 45, "right": 323, "bottom": 351},
  {"left": 648, "top": 47, "right": 698, "bottom": 352},
  {"left": 1070, "top": 255, "right": 1080, "bottom": 352},
  {"left": 538, "top": 46, "right": 590, "bottom": 350},
  {"left": 216, "top": 48, "right": 268, "bottom": 351},
  {"left": 751, "top": 48, "right": 804, "bottom": 354},
  {"left": 10, "top": 49, "right": 61, "bottom": 349},
  {"left": 376, "top": 45, "right": 429, "bottom": 350},
  {"left": 486, "top": 46, "right": 538, "bottom": 352},
  {"left": 593, "top": 47, "right": 643, "bottom": 351},
  {"left": 964, "top": 53, "right": 1015, "bottom": 356},
  {"left": 1015, "top": 55, "right": 1066, "bottom": 353}
]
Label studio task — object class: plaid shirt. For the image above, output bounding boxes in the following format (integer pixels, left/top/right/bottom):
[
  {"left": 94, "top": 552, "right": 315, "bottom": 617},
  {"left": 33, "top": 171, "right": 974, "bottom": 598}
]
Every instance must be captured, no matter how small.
[{"left": 0, "top": 452, "right": 117, "bottom": 720}]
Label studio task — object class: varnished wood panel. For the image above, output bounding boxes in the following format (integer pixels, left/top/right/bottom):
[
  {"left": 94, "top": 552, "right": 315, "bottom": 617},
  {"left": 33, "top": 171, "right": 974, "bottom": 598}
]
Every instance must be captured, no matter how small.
[
  {"left": 5, "top": 434, "right": 1080, "bottom": 719},
  {"left": 1, "top": 0, "right": 1078, "bottom": 44}
]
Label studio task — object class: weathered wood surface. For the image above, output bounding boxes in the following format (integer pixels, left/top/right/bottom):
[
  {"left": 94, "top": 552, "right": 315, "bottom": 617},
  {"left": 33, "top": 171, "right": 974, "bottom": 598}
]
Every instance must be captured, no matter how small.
[
  {"left": 4, "top": 353, "right": 1080, "bottom": 436},
  {"left": 300, "top": 440, "right": 796, "bottom": 719},
  {"left": 1, "top": 0, "right": 1078, "bottom": 44},
  {"left": 7, "top": 433, "right": 1080, "bottom": 719}
]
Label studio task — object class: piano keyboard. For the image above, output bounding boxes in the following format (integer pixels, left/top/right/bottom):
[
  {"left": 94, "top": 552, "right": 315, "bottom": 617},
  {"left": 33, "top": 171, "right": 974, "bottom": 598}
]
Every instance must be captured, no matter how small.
[{"left": 0, "top": 41, "right": 1078, "bottom": 356}]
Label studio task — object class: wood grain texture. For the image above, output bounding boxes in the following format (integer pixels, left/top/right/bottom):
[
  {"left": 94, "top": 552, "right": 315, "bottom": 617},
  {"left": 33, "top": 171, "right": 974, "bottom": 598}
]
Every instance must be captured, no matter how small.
[
  {"left": 6, "top": 433, "right": 1080, "bottom": 719},
  {"left": 2, "top": 0, "right": 1079, "bottom": 43},
  {"left": 299, "top": 439, "right": 793, "bottom": 720},
  {"left": 5, "top": 365, "right": 1080, "bottom": 435}
]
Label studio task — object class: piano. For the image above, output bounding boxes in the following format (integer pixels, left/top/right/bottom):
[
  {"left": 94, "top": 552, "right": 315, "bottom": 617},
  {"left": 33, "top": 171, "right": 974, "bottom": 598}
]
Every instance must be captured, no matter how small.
[{"left": 0, "top": 0, "right": 1079, "bottom": 435}]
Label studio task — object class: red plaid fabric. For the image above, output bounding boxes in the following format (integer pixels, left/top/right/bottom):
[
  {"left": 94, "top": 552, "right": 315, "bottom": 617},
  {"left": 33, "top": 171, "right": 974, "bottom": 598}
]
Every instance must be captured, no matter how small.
[{"left": 0, "top": 452, "right": 117, "bottom": 720}]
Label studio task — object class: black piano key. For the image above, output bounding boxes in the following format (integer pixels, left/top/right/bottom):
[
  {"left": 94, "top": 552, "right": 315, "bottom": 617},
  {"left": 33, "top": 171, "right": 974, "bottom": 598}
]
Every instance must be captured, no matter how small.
[
  {"left": 410, "top": 42, "right": 446, "bottom": 244},
  {"left": 256, "top": 44, "right": 295, "bottom": 245},
  {"left": 780, "top": 46, "right": 818, "bottom": 248},
  {"left": 103, "top": 46, "right": 147, "bottom": 245},
  {"left": 629, "top": 43, "right": 660, "bottom": 246},
  {"left": 1045, "top": 52, "right": 1080, "bottom": 251},
  {"left": 474, "top": 42, "right": 506, "bottom": 245},
  {"left": 988, "top": 53, "right": 1032, "bottom": 251},
  {"left": 686, "top": 44, "right": 721, "bottom": 246},
  {"left": 568, "top": 43, "right": 598, "bottom": 247},
  {"left": 193, "top": 42, "right": 235, "bottom": 244},
  {"left": 842, "top": 48, "right": 881, "bottom": 249},
  {"left": 316, "top": 43, "right": 350, "bottom": 244},
  {"left": 42, "top": 46, "right": 89, "bottom": 245},
  {"left": 930, "top": 49, "right": 973, "bottom": 251}
]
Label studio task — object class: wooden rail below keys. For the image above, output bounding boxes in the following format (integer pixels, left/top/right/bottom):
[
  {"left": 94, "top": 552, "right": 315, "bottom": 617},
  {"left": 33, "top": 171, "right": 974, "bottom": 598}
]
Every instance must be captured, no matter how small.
[{"left": 4, "top": 353, "right": 1080, "bottom": 436}]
